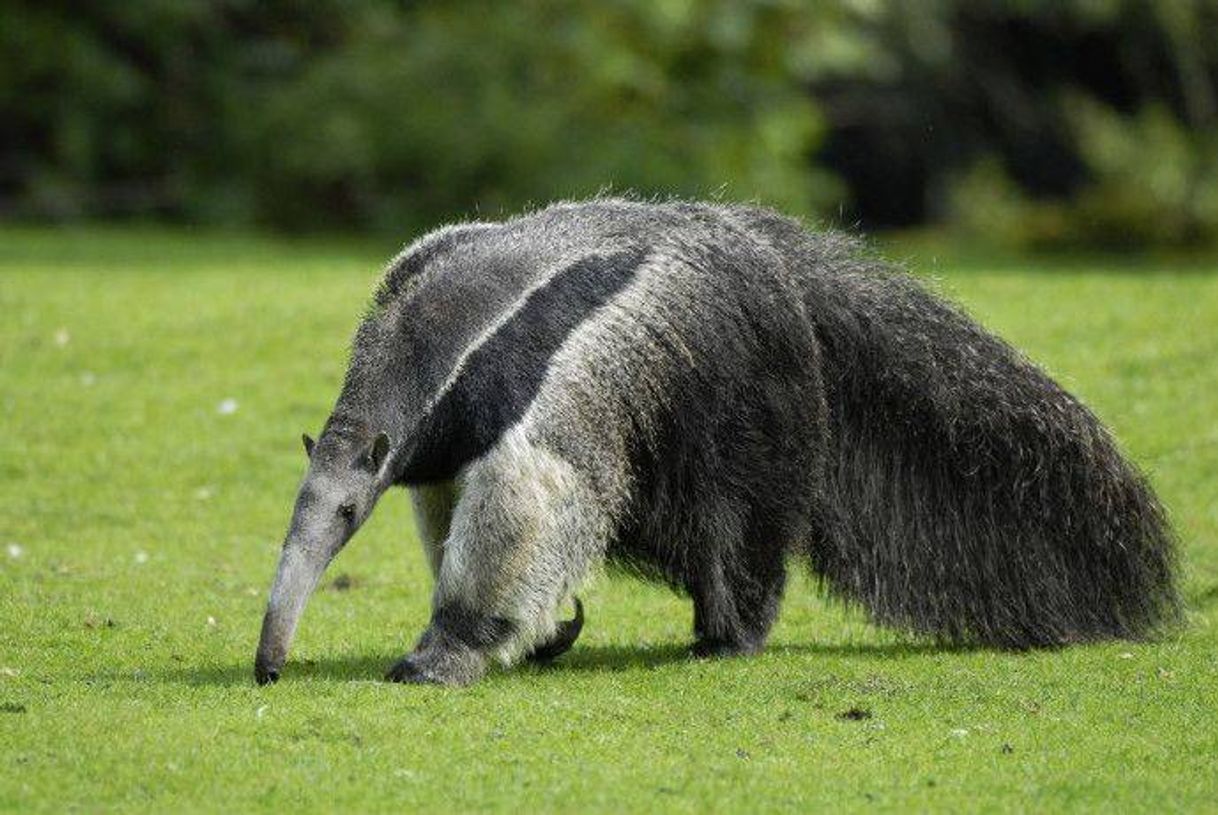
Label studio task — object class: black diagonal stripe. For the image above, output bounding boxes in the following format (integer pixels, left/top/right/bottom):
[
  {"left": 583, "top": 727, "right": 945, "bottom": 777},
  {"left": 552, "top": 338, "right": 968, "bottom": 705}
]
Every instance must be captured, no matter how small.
[{"left": 401, "top": 247, "right": 647, "bottom": 483}]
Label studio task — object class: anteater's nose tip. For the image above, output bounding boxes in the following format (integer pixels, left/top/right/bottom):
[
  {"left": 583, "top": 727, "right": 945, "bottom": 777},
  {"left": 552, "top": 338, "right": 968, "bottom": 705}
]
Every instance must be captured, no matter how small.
[{"left": 254, "top": 663, "right": 280, "bottom": 686}]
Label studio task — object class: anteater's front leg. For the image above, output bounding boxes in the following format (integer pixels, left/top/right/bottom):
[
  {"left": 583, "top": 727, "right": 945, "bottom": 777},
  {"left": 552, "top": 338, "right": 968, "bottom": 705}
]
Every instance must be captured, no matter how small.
[
  {"left": 409, "top": 480, "right": 459, "bottom": 579},
  {"left": 387, "top": 432, "right": 609, "bottom": 686}
]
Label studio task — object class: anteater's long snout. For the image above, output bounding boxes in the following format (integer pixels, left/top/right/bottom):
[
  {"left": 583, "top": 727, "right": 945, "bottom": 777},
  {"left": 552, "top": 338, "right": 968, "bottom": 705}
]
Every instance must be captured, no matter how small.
[
  {"left": 253, "top": 641, "right": 280, "bottom": 685},
  {"left": 254, "top": 543, "right": 329, "bottom": 685}
]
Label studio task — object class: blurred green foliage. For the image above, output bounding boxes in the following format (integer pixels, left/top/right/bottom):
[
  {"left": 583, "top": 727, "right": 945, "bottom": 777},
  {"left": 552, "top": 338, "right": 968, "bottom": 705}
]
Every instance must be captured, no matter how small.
[{"left": 3, "top": 0, "right": 1217, "bottom": 246}]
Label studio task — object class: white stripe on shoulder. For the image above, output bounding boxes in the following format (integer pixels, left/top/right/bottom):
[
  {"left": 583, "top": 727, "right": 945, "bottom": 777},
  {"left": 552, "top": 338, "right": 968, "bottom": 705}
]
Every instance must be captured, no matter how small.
[{"left": 411, "top": 243, "right": 635, "bottom": 428}]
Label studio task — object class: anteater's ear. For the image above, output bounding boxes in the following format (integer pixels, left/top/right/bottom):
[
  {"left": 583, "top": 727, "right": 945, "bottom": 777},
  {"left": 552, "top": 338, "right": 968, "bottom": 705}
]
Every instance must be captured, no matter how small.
[
  {"left": 302, "top": 433, "right": 315, "bottom": 458},
  {"left": 368, "top": 431, "right": 391, "bottom": 471}
]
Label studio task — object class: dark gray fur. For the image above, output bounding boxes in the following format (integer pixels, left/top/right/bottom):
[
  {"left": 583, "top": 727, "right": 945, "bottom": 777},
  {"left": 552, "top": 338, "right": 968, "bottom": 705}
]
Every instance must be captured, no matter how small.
[{"left": 254, "top": 198, "right": 1179, "bottom": 686}]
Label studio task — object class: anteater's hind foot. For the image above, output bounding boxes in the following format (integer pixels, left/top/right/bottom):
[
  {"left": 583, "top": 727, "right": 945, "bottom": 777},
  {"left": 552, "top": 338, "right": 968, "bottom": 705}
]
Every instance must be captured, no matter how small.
[
  {"left": 690, "top": 636, "right": 765, "bottom": 659},
  {"left": 688, "top": 519, "right": 788, "bottom": 661}
]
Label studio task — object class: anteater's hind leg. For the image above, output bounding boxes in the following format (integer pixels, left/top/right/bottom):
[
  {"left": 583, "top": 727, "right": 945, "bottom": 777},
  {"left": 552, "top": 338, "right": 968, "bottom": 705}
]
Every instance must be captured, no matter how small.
[
  {"left": 387, "top": 431, "right": 609, "bottom": 686},
  {"left": 689, "top": 513, "right": 789, "bottom": 658}
]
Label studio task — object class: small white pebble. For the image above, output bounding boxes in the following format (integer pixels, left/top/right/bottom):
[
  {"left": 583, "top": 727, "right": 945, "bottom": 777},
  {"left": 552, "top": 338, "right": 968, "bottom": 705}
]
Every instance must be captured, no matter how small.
[
  {"left": 206, "top": 615, "right": 217, "bottom": 627},
  {"left": 217, "top": 398, "right": 239, "bottom": 415},
  {"left": 54, "top": 328, "right": 70, "bottom": 347},
  {"left": 6, "top": 543, "right": 23, "bottom": 559},
  {"left": 134, "top": 551, "right": 149, "bottom": 565},
  {"left": 1118, "top": 652, "right": 1134, "bottom": 659},
  {"left": 256, "top": 705, "right": 268, "bottom": 720},
  {"left": 80, "top": 371, "right": 96, "bottom": 386},
  {"left": 949, "top": 728, "right": 969, "bottom": 739},
  {"left": 194, "top": 486, "right": 215, "bottom": 501}
]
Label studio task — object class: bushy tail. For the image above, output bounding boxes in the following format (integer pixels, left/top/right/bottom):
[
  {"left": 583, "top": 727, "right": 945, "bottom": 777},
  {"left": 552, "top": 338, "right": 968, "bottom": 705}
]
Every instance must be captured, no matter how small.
[{"left": 799, "top": 244, "right": 1179, "bottom": 647}]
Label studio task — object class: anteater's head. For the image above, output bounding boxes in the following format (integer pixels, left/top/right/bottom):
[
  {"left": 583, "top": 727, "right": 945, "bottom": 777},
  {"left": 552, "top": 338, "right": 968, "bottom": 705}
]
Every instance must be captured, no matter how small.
[{"left": 254, "top": 426, "right": 393, "bottom": 685}]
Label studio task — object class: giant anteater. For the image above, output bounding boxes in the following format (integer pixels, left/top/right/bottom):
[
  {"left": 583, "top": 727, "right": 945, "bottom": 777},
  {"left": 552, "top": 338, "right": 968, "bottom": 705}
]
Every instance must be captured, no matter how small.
[{"left": 254, "top": 198, "right": 1178, "bottom": 686}]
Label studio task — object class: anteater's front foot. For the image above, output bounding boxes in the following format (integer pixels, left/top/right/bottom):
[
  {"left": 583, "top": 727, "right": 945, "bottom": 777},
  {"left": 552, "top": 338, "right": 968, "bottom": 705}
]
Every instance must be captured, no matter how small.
[
  {"left": 385, "top": 638, "right": 487, "bottom": 687},
  {"left": 691, "top": 637, "right": 763, "bottom": 659},
  {"left": 384, "top": 654, "right": 435, "bottom": 684}
]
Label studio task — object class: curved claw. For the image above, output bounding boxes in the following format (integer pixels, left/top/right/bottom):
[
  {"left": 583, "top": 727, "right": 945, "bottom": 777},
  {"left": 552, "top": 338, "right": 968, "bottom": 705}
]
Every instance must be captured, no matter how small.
[{"left": 526, "top": 598, "right": 585, "bottom": 663}]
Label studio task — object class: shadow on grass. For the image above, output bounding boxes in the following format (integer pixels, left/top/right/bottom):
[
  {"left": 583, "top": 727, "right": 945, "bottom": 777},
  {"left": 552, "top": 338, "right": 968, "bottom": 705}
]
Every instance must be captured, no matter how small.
[
  {"left": 1190, "top": 583, "right": 1218, "bottom": 608},
  {"left": 541, "top": 639, "right": 979, "bottom": 675},
  {"left": 153, "top": 653, "right": 398, "bottom": 687},
  {"left": 150, "top": 638, "right": 982, "bottom": 688}
]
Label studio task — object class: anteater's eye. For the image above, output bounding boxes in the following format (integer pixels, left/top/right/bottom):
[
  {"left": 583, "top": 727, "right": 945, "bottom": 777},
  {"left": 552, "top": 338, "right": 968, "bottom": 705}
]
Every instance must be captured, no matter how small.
[{"left": 338, "top": 503, "right": 356, "bottom": 522}]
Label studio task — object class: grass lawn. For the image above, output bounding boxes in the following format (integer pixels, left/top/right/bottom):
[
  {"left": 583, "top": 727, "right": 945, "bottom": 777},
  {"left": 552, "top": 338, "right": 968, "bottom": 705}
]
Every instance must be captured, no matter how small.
[{"left": 1, "top": 226, "right": 1216, "bottom": 813}]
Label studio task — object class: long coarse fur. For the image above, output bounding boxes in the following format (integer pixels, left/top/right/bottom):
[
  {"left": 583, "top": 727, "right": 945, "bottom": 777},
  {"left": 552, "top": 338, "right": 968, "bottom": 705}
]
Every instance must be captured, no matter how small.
[{"left": 266, "top": 198, "right": 1180, "bottom": 686}]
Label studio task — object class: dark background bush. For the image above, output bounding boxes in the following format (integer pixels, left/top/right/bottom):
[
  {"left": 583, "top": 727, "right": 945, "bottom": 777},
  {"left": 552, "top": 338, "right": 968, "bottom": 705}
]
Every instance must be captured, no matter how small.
[{"left": 3, "top": 0, "right": 1216, "bottom": 247}]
